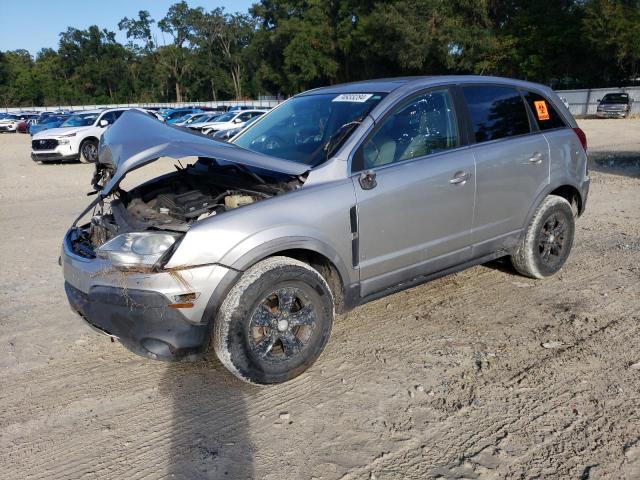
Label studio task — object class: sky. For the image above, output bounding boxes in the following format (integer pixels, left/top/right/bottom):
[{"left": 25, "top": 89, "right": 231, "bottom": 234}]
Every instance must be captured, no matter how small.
[{"left": 0, "top": 0, "right": 255, "bottom": 55}]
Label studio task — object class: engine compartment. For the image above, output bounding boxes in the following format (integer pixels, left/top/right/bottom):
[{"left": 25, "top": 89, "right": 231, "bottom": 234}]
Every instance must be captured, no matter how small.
[{"left": 70, "top": 158, "right": 302, "bottom": 257}]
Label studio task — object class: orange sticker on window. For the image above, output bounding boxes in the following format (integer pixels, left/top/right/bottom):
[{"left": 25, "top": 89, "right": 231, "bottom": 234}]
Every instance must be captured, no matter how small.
[{"left": 534, "top": 100, "right": 550, "bottom": 121}]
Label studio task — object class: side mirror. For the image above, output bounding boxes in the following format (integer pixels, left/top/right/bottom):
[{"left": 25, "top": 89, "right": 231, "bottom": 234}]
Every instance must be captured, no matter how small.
[
  {"left": 233, "top": 118, "right": 242, "bottom": 124},
  {"left": 99, "top": 119, "right": 110, "bottom": 127}
]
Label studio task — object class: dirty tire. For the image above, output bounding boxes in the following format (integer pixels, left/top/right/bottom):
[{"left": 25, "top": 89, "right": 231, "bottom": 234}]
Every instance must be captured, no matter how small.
[
  {"left": 79, "top": 139, "right": 98, "bottom": 163},
  {"left": 511, "top": 195, "right": 575, "bottom": 279},
  {"left": 213, "top": 256, "right": 334, "bottom": 385}
]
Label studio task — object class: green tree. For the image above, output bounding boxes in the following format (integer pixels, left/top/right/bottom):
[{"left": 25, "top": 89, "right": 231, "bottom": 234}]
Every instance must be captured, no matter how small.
[{"left": 583, "top": 0, "right": 640, "bottom": 85}]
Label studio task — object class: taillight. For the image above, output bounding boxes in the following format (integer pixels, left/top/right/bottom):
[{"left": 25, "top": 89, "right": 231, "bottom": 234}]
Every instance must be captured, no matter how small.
[{"left": 573, "top": 127, "right": 587, "bottom": 152}]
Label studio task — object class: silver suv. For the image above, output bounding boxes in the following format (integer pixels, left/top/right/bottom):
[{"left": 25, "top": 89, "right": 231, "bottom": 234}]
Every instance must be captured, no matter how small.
[{"left": 61, "top": 76, "right": 590, "bottom": 384}]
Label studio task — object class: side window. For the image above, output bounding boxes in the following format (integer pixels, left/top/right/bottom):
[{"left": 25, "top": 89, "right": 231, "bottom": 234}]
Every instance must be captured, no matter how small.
[
  {"left": 361, "top": 89, "right": 459, "bottom": 170},
  {"left": 112, "top": 110, "right": 125, "bottom": 120},
  {"left": 523, "top": 91, "right": 566, "bottom": 131},
  {"left": 238, "top": 112, "right": 253, "bottom": 122},
  {"left": 462, "top": 86, "right": 530, "bottom": 143},
  {"left": 100, "top": 112, "right": 116, "bottom": 124}
]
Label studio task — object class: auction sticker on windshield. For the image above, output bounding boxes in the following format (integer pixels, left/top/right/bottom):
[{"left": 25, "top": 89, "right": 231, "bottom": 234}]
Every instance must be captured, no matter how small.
[{"left": 333, "top": 93, "right": 374, "bottom": 103}]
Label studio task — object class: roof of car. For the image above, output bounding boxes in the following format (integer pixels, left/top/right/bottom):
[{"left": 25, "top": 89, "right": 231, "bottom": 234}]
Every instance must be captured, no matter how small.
[{"left": 299, "top": 75, "right": 552, "bottom": 96}]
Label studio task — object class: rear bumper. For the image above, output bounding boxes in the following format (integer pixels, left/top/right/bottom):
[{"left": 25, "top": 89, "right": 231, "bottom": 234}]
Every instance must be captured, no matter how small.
[
  {"left": 31, "top": 151, "right": 80, "bottom": 162},
  {"left": 580, "top": 176, "right": 591, "bottom": 215}
]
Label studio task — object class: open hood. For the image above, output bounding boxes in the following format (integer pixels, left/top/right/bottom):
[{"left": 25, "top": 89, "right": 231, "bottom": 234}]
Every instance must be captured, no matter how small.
[{"left": 98, "top": 109, "right": 309, "bottom": 196}]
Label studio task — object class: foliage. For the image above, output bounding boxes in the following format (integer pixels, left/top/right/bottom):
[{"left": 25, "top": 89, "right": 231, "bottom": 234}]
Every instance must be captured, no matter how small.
[{"left": 1, "top": 0, "right": 639, "bottom": 106}]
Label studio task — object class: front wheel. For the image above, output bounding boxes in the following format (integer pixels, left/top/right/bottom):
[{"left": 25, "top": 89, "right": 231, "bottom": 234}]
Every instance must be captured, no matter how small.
[
  {"left": 511, "top": 195, "right": 575, "bottom": 279},
  {"left": 79, "top": 139, "right": 98, "bottom": 163},
  {"left": 213, "top": 256, "right": 334, "bottom": 385}
]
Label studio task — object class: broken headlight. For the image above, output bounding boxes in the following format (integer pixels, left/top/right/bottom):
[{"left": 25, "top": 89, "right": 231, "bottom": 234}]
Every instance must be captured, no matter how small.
[{"left": 96, "top": 232, "right": 181, "bottom": 269}]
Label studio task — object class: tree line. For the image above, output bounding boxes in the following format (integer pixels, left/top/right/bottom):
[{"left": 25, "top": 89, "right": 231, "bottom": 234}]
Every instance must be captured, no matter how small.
[{"left": 1, "top": 0, "right": 639, "bottom": 107}]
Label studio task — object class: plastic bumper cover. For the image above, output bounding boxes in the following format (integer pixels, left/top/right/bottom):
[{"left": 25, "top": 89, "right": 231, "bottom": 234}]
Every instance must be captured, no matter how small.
[{"left": 61, "top": 229, "right": 233, "bottom": 361}]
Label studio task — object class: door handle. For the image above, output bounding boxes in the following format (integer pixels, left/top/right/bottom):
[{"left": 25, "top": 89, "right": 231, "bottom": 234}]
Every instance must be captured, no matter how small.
[
  {"left": 358, "top": 170, "right": 377, "bottom": 190},
  {"left": 528, "top": 152, "right": 543, "bottom": 164},
  {"left": 450, "top": 171, "right": 470, "bottom": 185}
]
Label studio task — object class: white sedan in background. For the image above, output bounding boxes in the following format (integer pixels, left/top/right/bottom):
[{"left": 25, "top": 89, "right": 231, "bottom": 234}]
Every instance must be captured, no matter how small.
[{"left": 199, "top": 110, "right": 267, "bottom": 136}]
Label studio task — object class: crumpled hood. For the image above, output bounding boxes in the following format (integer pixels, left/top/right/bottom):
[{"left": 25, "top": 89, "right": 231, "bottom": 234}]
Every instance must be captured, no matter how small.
[{"left": 98, "top": 109, "right": 309, "bottom": 195}]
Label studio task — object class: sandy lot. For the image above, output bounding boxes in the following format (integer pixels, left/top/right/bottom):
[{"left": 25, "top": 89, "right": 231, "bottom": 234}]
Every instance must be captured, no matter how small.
[{"left": 1, "top": 120, "right": 639, "bottom": 479}]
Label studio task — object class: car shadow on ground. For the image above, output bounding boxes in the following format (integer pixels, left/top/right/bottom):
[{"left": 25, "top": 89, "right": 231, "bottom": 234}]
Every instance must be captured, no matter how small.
[
  {"left": 482, "top": 256, "right": 522, "bottom": 277},
  {"left": 589, "top": 151, "right": 640, "bottom": 178},
  {"left": 160, "top": 357, "right": 257, "bottom": 479}
]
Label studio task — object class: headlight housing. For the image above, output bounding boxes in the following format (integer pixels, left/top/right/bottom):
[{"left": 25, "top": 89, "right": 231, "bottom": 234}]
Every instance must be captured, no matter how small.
[
  {"left": 96, "top": 232, "right": 181, "bottom": 269},
  {"left": 58, "top": 132, "right": 76, "bottom": 144}
]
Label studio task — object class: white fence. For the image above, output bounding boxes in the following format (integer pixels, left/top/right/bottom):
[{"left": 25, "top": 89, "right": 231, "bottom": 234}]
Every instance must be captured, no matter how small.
[
  {"left": 556, "top": 87, "right": 640, "bottom": 117},
  {"left": 6, "top": 87, "right": 640, "bottom": 117}
]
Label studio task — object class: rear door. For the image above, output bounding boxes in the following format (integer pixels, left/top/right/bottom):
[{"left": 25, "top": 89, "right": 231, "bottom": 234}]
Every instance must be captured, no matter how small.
[
  {"left": 461, "top": 85, "right": 550, "bottom": 256},
  {"left": 352, "top": 88, "right": 476, "bottom": 296}
]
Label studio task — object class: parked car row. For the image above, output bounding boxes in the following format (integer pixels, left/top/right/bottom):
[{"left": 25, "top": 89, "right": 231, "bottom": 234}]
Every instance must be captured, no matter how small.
[
  {"left": 26, "top": 104, "right": 269, "bottom": 164},
  {"left": 187, "top": 109, "right": 267, "bottom": 135},
  {"left": 0, "top": 112, "right": 40, "bottom": 133}
]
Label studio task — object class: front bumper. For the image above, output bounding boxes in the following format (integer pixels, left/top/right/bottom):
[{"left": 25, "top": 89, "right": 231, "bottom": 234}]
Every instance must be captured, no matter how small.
[
  {"left": 31, "top": 140, "right": 80, "bottom": 162},
  {"left": 31, "top": 151, "right": 80, "bottom": 162},
  {"left": 61, "top": 229, "right": 232, "bottom": 361},
  {"left": 596, "top": 110, "right": 628, "bottom": 118}
]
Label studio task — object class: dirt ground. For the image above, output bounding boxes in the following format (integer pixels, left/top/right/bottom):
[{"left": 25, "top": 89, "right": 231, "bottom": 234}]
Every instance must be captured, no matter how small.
[{"left": 1, "top": 119, "right": 639, "bottom": 480}]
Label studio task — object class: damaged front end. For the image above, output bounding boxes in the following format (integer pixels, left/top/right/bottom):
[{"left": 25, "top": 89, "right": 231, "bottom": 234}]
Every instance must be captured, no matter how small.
[
  {"left": 69, "top": 109, "right": 308, "bottom": 269},
  {"left": 62, "top": 110, "right": 309, "bottom": 361}
]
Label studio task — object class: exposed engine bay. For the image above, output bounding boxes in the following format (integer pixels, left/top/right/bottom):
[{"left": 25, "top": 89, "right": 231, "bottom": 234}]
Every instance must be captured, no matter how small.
[{"left": 69, "top": 158, "right": 303, "bottom": 258}]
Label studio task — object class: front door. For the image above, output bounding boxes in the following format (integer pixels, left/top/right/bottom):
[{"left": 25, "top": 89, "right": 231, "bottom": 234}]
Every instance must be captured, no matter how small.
[{"left": 352, "top": 88, "right": 476, "bottom": 297}]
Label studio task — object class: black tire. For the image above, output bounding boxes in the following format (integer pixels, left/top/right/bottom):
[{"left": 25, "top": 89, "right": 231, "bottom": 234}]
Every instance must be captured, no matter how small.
[
  {"left": 79, "top": 138, "right": 98, "bottom": 163},
  {"left": 213, "top": 256, "right": 334, "bottom": 385},
  {"left": 511, "top": 195, "right": 575, "bottom": 279}
]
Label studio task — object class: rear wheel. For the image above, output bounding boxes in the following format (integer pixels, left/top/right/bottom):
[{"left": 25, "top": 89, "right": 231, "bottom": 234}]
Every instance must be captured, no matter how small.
[
  {"left": 213, "top": 256, "right": 334, "bottom": 385},
  {"left": 511, "top": 195, "right": 575, "bottom": 279},
  {"left": 79, "top": 139, "right": 98, "bottom": 163}
]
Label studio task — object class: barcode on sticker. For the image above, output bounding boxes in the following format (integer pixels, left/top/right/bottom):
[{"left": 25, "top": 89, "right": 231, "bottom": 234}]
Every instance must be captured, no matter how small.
[{"left": 332, "top": 93, "right": 374, "bottom": 103}]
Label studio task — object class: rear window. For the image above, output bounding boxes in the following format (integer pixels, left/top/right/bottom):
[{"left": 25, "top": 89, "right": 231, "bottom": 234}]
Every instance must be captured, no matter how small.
[
  {"left": 463, "top": 86, "right": 530, "bottom": 143},
  {"left": 523, "top": 91, "right": 567, "bottom": 131},
  {"left": 601, "top": 93, "right": 629, "bottom": 104}
]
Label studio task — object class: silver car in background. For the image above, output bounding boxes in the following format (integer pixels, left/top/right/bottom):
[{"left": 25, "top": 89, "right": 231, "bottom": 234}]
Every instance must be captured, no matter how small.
[
  {"left": 596, "top": 92, "right": 633, "bottom": 118},
  {"left": 61, "top": 76, "right": 590, "bottom": 384}
]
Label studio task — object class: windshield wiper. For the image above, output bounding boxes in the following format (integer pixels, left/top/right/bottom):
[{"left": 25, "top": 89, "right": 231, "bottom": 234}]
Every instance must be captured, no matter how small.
[{"left": 314, "top": 117, "right": 364, "bottom": 167}]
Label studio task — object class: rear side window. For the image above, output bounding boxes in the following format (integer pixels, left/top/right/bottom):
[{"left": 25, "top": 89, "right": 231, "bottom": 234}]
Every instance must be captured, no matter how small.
[
  {"left": 523, "top": 91, "right": 567, "bottom": 131},
  {"left": 463, "top": 86, "right": 530, "bottom": 143}
]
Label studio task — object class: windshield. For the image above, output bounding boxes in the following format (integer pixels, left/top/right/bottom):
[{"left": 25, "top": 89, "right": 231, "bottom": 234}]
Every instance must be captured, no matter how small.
[
  {"left": 43, "top": 115, "right": 65, "bottom": 124},
  {"left": 61, "top": 113, "right": 98, "bottom": 127},
  {"left": 173, "top": 114, "right": 191, "bottom": 123},
  {"left": 214, "top": 112, "right": 236, "bottom": 123},
  {"left": 166, "top": 110, "right": 191, "bottom": 120},
  {"left": 233, "top": 93, "right": 385, "bottom": 165},
  {"left": 185, "top": 114, "right": 203, "bottom": 123},
  {"left": 601, "top": 94, "right": 629, "bottom": 104}
]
